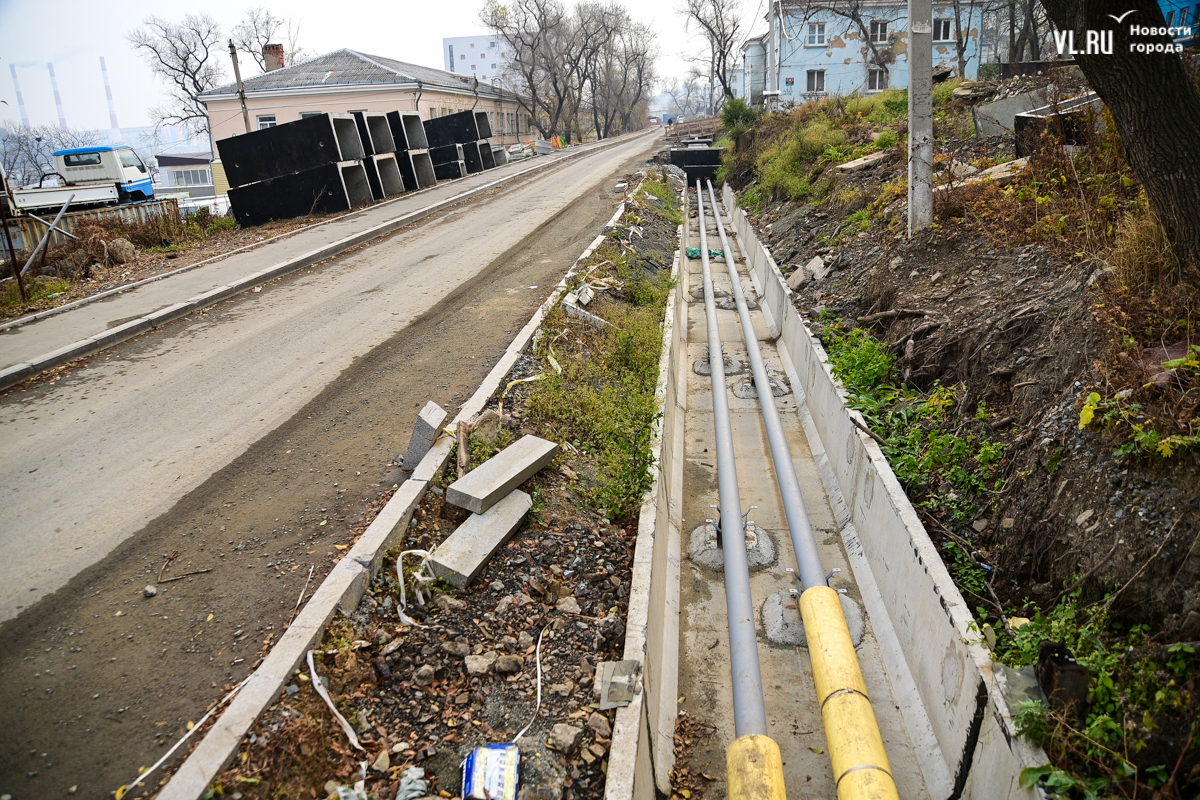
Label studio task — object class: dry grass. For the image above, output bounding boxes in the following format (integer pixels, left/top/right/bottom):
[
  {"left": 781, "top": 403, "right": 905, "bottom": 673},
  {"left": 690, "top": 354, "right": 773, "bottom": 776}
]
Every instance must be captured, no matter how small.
[{"left": 1107, "top": 209, "right": 1182, "bottom": 293}]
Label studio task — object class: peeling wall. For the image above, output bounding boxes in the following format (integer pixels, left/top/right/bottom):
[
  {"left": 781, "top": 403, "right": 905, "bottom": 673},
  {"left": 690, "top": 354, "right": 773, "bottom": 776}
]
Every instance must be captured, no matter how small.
[{"left": 762, "top": 4, "right": 982, "bottom": 98}]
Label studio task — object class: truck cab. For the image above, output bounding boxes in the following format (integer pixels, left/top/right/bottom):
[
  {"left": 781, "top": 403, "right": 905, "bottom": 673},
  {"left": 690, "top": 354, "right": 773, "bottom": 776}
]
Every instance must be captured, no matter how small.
[{"left": 54, "top": 146, "right": 154, "bottom": 203}]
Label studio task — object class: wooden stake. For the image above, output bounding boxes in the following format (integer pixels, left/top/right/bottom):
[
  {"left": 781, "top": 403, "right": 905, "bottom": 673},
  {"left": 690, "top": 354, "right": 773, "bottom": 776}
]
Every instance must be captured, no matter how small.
[{"left": 457, "top": 422, "right": 470, "bottom": 478}]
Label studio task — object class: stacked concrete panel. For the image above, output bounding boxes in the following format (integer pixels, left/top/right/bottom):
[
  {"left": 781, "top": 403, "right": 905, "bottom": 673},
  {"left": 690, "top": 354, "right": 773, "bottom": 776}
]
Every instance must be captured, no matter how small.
[
  {"left": 422, "top": 110, "right": 496, "bottom": 180},
  {"left": 218, "top": 113, "right": 365, "bottom": 187},
  {"left": 432, "top": 160, "right": 467, "bottom": 181},
  {"left": 363, "top": 154, "right": 406, "bottom": 201},
  {"left": 429, "top": 143, "right": 467, "bottom": 181},
  {"left": 227, "top": 161, "right": 374, "bottom": 227},
  {"left": 219, "top": 113, "right": 374, "bottom": 226},
  {"left": 461, "top": 142, "right": 485, "bottom": 175},
  {"left": 423, "top": 110, "right": 482, "bottom": 148},
  {"left": 386, "top": 111, "right": 437, "bottom": 190}
]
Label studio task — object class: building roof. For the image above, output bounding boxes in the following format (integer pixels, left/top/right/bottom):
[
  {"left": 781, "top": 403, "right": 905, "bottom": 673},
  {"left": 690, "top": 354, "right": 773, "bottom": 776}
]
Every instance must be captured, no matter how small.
[
  {"left": 199, "top": 49, "right": 504, "bottom": 99},
  {"left": 156, "top": 152, "right": 213, "bottom": 166}
]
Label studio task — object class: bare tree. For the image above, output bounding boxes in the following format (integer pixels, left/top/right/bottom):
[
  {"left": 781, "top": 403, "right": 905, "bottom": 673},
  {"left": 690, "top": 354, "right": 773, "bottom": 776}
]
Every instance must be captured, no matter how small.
[
  {"left": 682, "top": 0, "right": 745, "bottom": 101},
  {"left": 662, "top": 71, "right": 710, "bottom": 117},
  {"left": 1, "top": 123, "right": 101, "bottom": 188},
  {"left": 232, "top": 8, "right": 312, "bottom": 72},
  {"left": 581, "top": 4, "right": 657, "bottom": 138},
  {"left": 483, "top": 0, "right": 652, "bottom": 141},
  {"left": 950, "top": 0, "right": 979, "bottom": 76},
  {"left": 127, "top": 14, "right": 225, "bottom": 134}
]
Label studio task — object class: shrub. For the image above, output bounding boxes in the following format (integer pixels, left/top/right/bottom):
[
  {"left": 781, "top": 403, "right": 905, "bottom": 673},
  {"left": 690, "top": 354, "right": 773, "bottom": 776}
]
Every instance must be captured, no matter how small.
[
  {"left": 933, "top": 77, "right": 962, "bottom": 106},
  {"left": 720, "top": 97, "right": 759, "bottom": 133}
]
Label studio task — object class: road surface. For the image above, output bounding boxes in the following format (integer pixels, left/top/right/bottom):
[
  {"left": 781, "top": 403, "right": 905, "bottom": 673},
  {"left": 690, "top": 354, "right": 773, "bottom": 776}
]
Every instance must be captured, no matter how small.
[{"left": 0, "top": 129, "right": 661, "bottom": 796}]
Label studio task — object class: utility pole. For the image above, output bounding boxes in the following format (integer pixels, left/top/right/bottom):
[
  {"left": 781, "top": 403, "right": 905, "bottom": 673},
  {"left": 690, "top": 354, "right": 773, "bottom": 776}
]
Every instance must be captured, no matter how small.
[
  {"left": 229, "top": 40, "right": 252, "bottom": 134},
  {"left": 908, "top": 0, "right": 933, "bottom": 235}
]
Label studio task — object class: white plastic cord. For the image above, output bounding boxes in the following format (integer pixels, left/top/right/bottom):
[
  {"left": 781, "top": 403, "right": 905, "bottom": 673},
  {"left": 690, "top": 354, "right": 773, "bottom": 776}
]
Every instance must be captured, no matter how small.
[
  {"left": 511, "top": 628, "right": 546, "bottom": 744},
  {"left": 309, "top": 649, "right": 365, "bottom": 752},
  {"left": 396, "top": 549, "right": 435, "bottom": 627}
]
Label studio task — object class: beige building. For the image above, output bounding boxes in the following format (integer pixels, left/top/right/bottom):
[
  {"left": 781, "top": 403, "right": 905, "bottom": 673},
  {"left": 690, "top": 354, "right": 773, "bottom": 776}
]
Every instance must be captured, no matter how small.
[{"left": 200, "top": 48, "right": 534, "bottom": 190}]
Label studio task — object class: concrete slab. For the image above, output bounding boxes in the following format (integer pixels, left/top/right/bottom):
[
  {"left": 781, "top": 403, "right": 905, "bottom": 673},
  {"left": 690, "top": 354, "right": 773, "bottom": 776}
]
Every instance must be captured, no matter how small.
[
  {"left": 835, "top": 150, "right": 889, "bottom": 172},
  {"left": 428, "top": 489, "right": 532, "bottom": 587},
  {"left": 403, "top": 401, "right": 448, "bottom": 467},
  {"left": 446, "top": 434, "right": 558, "bottom": 513}
]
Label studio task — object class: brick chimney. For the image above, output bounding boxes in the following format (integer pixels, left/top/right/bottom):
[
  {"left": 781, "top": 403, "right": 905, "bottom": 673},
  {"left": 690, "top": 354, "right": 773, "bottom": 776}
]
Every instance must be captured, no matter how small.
[{"left": 263, "top": 44, "right": 285, "bottom": 72}]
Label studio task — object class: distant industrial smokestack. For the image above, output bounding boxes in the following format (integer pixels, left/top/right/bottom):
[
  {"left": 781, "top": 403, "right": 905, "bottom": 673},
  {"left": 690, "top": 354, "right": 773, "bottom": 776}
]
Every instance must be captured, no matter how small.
[
  {"left": 9, "top": 64, "right": 30, "bottom": 129},
  {"left": 46, "top": 62, "right": 67, "bottom": 131},
  {"left": 263, "top": 43, "right": 285, "bottom": 71},
  {"left": 100, "top": 56, "right": 121, "bottom": 141}
]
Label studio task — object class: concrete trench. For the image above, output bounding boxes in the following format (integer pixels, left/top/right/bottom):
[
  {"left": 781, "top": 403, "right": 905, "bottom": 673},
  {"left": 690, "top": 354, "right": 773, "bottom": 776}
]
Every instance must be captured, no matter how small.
[
  {"left": 673, "top": 198, "right": 929, "bottom": 798},
  {"left": 606, "top": 184, "right": 1046, "bottom": 800}
]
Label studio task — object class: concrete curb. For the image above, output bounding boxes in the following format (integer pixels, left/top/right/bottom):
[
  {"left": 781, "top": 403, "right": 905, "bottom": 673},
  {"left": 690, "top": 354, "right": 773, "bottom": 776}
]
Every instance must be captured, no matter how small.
[
  {"left": 722, "top": 183, "right": 1046, "bottom": 800},
  {"left": 152, "top": 195, "right": 635, "bottom": 800},
  {"left": 604, "top": 202, "right": 686, "bottom": 800},
  {"left": 1, "top": 130, "right": 656, "bottom": 393}
]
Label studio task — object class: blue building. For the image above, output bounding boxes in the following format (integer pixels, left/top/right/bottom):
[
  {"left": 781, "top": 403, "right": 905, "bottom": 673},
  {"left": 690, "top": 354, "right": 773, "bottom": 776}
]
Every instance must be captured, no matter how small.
[
  {"left": 1157, "top": 0, "right": 1199, "bottom": 44},
  {"left": 743, "top": 0, "right": 983, "bottom": 103}
]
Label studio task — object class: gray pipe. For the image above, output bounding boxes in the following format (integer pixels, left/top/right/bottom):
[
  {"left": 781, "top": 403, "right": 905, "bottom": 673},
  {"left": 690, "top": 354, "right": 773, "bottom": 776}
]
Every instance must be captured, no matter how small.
[
  {"left": 706, "top": 180, "right": 827, "bottom": 593},
  {"left": 696, "top": 180, "right": 769, "bottom": 737}
]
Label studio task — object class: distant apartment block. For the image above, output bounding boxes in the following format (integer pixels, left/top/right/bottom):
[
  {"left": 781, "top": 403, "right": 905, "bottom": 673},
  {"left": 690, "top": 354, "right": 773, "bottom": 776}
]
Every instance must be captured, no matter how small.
[{"left": 443, "top": 35, "right": 514, "bottom": 87}]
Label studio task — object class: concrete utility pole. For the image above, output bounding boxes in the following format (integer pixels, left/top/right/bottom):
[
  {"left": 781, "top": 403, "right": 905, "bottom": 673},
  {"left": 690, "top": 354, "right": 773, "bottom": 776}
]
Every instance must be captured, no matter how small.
[
  {"left": 229, "top": 40, "right": 252, "bottom": 134},
  {"left": 908, "top": 0, "right": 933, "bottom": 235}
]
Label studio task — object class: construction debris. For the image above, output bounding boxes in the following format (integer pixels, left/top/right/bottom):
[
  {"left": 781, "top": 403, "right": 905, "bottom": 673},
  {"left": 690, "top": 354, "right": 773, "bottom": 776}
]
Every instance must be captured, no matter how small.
[
  {"left": 445, "top": 435, "right": 559, "bottom": 514},
  {"left": 428, "top": 489, "right": 533, "bottom": 587}
]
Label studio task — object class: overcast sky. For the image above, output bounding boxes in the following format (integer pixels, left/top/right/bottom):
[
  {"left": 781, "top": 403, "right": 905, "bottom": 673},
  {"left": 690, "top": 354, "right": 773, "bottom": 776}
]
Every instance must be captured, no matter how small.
[{"left": 0, "top": 0, "right": 767, "bottom": 132}]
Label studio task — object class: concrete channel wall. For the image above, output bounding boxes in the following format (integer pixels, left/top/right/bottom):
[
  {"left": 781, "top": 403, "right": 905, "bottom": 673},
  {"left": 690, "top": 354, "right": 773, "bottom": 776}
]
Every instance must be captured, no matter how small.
[
  {"left": 721, "top": 183, "right": 1046, "bottom": 800},
  {"left": 155, "top": 198, "right": 633, "bottom": 800}
]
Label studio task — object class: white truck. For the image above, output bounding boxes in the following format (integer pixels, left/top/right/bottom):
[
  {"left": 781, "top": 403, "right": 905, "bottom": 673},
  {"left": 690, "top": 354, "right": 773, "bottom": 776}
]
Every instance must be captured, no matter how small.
[{"left": 10, "top": 145, "right": 154, "bottom": 213}]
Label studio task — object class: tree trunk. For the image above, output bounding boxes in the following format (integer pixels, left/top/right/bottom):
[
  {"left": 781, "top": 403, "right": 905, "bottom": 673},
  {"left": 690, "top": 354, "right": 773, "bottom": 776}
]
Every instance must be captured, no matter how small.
[
  {"left": 1040, "top": 0, "right": 1200, "bottom": 275},
  {"left": 1008, "top": 0, "right": 1017, "bottom": 60},
  {"left": 1027, "top": 0, "right": 1042, "bottom": 60}
]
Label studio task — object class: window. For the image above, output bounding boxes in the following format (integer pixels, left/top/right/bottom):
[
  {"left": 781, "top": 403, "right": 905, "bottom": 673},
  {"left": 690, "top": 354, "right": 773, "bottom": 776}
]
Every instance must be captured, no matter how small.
[
  {"left": 1180, "top": 7, "right": 1189, "bottom": 24},
  {"left": 807, "top": 22, "right": 826, "bottom": 45},
  {"left": 1195, "top": 5, "right": 1200, "bottom": 27},
  {"left": 491, "top": 63, "right": 497, "bottom": 69},
  {"left": 257, "top": 115, "right": 277, "bottom": 129},
  {"left": 489, "top": 40, "right": 496, "bottom": 47},
  {"left": 63, "top": 152, "right": 102, "bottom": 167},
  {"left": 1166, "top": 10, "right": 1175, "bottom": 24},
  {"left": 119, "top": 149, "right": 146, "bottom": 172},
  {"left": 169, "top": 168, "right": 211, "bottom": 186},
  {"left": 933, "top": 19, "right": 953, "bottom": 41},
  {"left": 471, "top": 63, "right": 477, "bottom": 70},
  {"left": 470, "top": 42, "right": 475, "bottom": 48},
  {"left": 806, "top": 69, "right": 825, "bottom": 92},
  {"left": 461, "top": 54, "right": 466, "bottom": 60},
  {"left": 299, "top": 111, "right": 323, "bottom": 118},
  {"left": 868, "top": 68, "right": 888, "bottom": 90},
  {"left": 870, "top": 20, "right": 889, "bottom": 42}
]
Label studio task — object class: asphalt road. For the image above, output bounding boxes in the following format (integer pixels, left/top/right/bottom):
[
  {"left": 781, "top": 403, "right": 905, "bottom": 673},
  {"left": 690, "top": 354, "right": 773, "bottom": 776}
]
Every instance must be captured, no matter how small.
[{"left": 0, "top": 130, "right": 661, "bottom": 797}]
